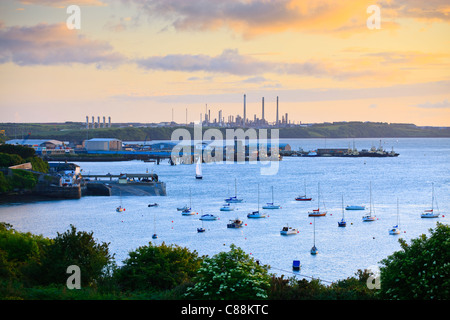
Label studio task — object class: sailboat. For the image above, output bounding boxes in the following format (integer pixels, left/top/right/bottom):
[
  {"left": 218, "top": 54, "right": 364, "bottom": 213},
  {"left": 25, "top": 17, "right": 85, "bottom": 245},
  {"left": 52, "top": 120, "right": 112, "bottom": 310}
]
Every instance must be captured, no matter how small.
[
  {"left": 295, "top": 181, "right": 312, "bottom": 201},
  {"left": 195, "top": 156, "right": 202, "bottom": 179},
  {"left": 338, "top": 195, "right": 346, "bottom": 227},
  {"left": 152, "top": 212, "right": 158, "bottom": 239},
  {"left": 362, "top": 182, "right": 376, "bottom": 221},
  {"left": 308, "top": 183, "right": 327, "bottom": 217},
  {"left": 421, "top": 183, "right": 440, "bottom": 218},
  {"left": 220, "top": 203, "right": 235, "bottom": 211},
  {"left": 182, "top": 188, "right": 197, "bottom": 216},
  {"left": 310, "top": 217, "right": 318, "bottom": 255},
  {"left": 225, "top": 178, "right": 243, "bottom": 203},
  {"left": 389, "top": 198, "right": 401, "bottom": 235},
  {"left": 262, "top": 186, "right": 281, "bottom": 209},
  {"left": 116, "top": 191, "right": 125, "bottom": 212},
  {"left": 247, "top": 184, "right": 266, "bottom": 218}
]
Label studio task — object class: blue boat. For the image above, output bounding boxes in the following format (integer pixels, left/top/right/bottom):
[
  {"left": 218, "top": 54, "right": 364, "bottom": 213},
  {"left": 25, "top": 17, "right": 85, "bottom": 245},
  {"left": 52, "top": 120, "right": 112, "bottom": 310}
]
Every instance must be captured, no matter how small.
[
  {"left": 345, "top": 205, "right": 365, "bottom": 210},
  {"left": 338, "top": 195, "right": 347, "bottom": 227},
  {"left": 292, "top": 260, "right": 301, "bottom": 271}
]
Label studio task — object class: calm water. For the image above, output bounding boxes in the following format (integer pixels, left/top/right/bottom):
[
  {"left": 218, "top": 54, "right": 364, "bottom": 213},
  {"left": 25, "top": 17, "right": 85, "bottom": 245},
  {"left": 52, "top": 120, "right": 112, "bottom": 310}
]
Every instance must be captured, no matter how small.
[{"left": 1, "top": 138, "right": 449, "bottom": 283}]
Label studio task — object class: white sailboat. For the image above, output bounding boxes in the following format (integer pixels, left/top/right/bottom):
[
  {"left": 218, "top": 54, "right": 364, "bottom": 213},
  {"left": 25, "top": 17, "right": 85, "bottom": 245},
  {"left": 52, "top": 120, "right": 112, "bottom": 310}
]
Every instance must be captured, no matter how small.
[
  {"left": 225, "top": 178, "right": 243, "bottom": 203},
  {"left": 308, "top": 183, "right": 327, "bottom": 217},
  {"left": 182, "top": 188, "right": 197, "bottom": 216},
  {"left": 247, "top": 184, "right": 266, "bottom": 218},
  {"left": 421, "top": 183, "right": 440, "bottom": 218},
  {"left": 262, "top": 186, "right": 281, "bottom": 209},
  {"left": 295, "top": 181, "right": 312, "bottom": 201},
  {"left": 362, "top": 182, "right": 376, "bottom": 221},
  {"left": 389, "top": 198, "right": 401, "bottom": 235},
  {"left": 195, "top": 156, "right": 202, "bottom": 179}
]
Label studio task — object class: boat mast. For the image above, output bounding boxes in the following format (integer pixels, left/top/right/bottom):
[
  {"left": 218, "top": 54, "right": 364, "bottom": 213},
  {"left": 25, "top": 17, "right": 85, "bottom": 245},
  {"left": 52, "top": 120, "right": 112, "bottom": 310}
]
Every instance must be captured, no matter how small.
[
  {"left": 397, "top": 197, "right": 400, "bottom": 226},
  {"left": 369, "top": 182, "right": 372, "bottom": 216},
  {"left": 342, "top": 195, "right": 345, "bottom": 219},
  {"left": 432, "top": 182, "right": 434, "bottom": 212}
]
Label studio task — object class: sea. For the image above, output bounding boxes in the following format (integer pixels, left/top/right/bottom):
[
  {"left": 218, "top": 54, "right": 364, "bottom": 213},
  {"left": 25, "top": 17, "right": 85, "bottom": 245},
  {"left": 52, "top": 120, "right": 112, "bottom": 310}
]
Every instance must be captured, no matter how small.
[{"left": 1, "top": 137, "right": 449, "bottom": 284}]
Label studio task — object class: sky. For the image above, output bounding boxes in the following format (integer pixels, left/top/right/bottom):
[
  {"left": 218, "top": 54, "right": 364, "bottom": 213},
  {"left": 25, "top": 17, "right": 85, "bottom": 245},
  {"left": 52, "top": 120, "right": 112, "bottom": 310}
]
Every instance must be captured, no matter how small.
[{"left": 0, "top": 0, "right": 449, "bottom": 126}]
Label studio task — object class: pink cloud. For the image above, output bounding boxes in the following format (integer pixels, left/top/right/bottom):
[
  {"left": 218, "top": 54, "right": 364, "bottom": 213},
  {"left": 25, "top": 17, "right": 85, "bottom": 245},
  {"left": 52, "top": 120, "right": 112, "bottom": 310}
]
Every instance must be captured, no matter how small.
[{"left": 0, "top": 23, "right": 124, "bottom": 66}]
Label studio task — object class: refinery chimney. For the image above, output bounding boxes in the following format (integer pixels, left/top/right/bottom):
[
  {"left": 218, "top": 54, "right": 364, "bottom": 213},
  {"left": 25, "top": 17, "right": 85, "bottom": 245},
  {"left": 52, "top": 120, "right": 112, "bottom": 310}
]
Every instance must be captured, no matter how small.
[
  {"left": 276, "top": 96, "right": 279, "bottom": 126},
  {"left": 243, "top": 94, "right": 246, "bottom": 127},
  {"left": 86, "top": 116, "right": 89, "bottom": 129},
  {"left": 108, "top": 116, "right": 111, "bottom": 128},
  {"left": 262, "top": 97, "right": 264, "bottom": 122}
]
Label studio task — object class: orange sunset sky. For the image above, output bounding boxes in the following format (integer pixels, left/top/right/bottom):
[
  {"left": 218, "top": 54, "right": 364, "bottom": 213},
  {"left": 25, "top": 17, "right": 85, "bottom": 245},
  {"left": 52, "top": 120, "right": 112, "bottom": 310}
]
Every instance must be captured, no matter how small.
[{"left": 0, "top": 0, "right": 449, "bottom": 125}]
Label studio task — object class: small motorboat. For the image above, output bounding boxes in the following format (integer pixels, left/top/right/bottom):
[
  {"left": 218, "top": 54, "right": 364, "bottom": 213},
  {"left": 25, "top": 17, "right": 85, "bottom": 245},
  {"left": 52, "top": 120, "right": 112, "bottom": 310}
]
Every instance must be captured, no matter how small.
[
  {"left": 197, "top": 227, "right": 206, "bottom": 233},
  {"left": 292, "top": 260, "right": 301, "bottom": 271},
  {"left": 148, "top": 203, "right": 158, "bottom": 207},
  {"left": 199, "top": 214, "right": 218, "bottom": 221},
  {"left": 280, "top": 225, "right": 298, "bottom": 235},
  {"left": 116, "top": 206, "right": 125, "bottom": 212},
  {"left": 227, "top": 218, "right": 244, "bottom": 228},
  {"left": 152, "top": 234, "right": 158, "bottom": 239}
]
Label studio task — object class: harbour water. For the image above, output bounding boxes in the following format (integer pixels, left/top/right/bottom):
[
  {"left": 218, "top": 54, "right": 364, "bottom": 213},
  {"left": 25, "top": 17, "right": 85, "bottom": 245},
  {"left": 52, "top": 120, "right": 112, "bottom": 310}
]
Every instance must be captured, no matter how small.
[{"left": 0, "top": 137, "right": 449, "bottom": 283}]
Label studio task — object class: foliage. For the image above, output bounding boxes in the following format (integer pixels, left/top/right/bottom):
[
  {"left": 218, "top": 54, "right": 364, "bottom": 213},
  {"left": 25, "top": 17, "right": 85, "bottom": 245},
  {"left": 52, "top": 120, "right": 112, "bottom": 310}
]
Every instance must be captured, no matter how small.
[
  {"left": 0, "top": 153, "right": 24, "bottom": 167},
  {"left": 185, "top": 244, "right": 271, "bottom": 300},
  {"left": 0, "top": 144, "right": 36, "bottom": 159},
  {"left": 378, "top": 222, "right": 450, "bottom": 300},
  {"left": 35, "top": 225, "right": 114, "bottom": 287},
  {"left": 114, "top": 241, "right": 203, "bottom": 292}
]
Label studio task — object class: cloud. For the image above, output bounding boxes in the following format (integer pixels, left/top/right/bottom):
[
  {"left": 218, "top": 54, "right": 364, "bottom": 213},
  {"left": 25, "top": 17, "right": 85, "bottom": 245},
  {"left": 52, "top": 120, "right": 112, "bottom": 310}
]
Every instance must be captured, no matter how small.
[
  {"left": 377, "top": 0, "right": 450, "bottom": 22},
  {"left": 415, "top": 99, "right": 450, "bottom": 109},
  {"left": 0, "top": 23, "right": 125, "bottom": 66},
  {"left": 136, "top": 49, "right": 373, "bottom": 79},
  {"left": 18, "top": 0, "right": 105, "bottom": 6},
  {"left": 121, "top": 0, "right": 378, "bottom": 37}
]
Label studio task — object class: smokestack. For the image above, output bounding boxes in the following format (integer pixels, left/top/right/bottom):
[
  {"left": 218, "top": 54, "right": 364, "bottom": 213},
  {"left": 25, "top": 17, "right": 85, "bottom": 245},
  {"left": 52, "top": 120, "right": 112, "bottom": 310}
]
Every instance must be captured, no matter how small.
[
  {"left": 276, "top": 96, "right": 279, "bottom": 125},
  {"left": 103, "top": 116, "right": 106, "bottom": 128},
  {"left": 262, "top": 97, "right": 264, "bottom": 121},
  {"left": 91, "top": 116, "right": 95, "bottom": 129},
  {"left": 243, "top": 94, "right": 246, "bottom": 127},
  {"left": 108, "top": 116, "right": 111, "bottom": 128},
  {"left": 86, "top": 116, "right": 89, "bottom": 129},
  {"left": 97, "top": 116, "right": 100, "bottom": 128}
]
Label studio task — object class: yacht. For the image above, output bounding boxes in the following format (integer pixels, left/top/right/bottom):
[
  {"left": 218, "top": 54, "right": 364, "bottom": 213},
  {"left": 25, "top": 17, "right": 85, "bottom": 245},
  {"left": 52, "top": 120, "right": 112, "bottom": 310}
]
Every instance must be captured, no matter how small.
[
  {"left": 421, "top": 183, "right": 440, "bottom": 218},
  {"left": 227, "top": 218, "right": 244, "bottom": 228},
  {"left": 220, "top": 203, "right": 235, "bottom": 211},
  {"left": 362, "top": 182, "right": 376, "bottom": 222},
  {"left": 199, "top": 214, "right": 218, "bottom": 221}
]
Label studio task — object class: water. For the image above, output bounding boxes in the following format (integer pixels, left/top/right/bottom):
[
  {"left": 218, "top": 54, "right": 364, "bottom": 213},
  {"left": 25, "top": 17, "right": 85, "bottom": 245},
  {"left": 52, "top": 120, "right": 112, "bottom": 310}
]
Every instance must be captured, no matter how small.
[{"left": 1, "top": 138, "right": 449, "bottom": 283}]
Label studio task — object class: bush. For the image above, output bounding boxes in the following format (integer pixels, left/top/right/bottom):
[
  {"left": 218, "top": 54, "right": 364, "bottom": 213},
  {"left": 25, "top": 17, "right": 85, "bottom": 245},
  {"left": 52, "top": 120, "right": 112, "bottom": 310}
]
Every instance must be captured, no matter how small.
[
  {"left": 185, "top": 244, "right": 271, "bottom": 300},
  {"left": 379, "top": 222, "right": 450, "bottom": 299},
  {"left": 36, "top": 225, "right": 113, "bottom": 287},
  {"left": 114, "top": 242, "right": 203, "bottom": 292}
]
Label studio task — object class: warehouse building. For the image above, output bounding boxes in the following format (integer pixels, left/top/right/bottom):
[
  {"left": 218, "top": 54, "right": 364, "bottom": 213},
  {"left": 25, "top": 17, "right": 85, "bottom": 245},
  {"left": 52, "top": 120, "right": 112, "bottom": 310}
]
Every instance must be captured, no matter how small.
[{"left": 84, "top": 138, "right": 122, "bottom": 151}]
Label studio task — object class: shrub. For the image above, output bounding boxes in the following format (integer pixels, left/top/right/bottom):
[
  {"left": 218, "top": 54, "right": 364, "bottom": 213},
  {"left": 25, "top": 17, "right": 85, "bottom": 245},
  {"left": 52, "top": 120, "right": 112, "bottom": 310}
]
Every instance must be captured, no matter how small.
[
  {"left": 379, "top": 222, "right": 450, "bottom": 299},
  {"left": 114, "top": 242, "right": 203, "bottom": 292},
  {"left": 185, "top": 244, "right": 271, "bottom": 300}
]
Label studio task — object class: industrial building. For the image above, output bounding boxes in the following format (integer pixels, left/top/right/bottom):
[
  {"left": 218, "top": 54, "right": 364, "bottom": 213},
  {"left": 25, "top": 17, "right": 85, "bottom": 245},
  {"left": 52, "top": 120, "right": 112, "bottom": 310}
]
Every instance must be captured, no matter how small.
[{"left": 84, "top": 138, "right": 122, "bottom": 151}]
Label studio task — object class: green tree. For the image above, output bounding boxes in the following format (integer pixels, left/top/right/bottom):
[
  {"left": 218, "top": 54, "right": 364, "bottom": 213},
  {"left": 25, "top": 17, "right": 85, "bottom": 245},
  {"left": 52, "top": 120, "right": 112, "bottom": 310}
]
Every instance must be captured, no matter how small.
[
  {"left": 114, "top": 241, "right": 203, "bottom": 292},
  {"left": 185, "top": 244, "right": 271, "bottom": 300},
  {"left": 379, "top": 222, "right": 450, "bottom": 299},
  {"left": 36, "top": 225, "right": 113, "bottom": 287}
]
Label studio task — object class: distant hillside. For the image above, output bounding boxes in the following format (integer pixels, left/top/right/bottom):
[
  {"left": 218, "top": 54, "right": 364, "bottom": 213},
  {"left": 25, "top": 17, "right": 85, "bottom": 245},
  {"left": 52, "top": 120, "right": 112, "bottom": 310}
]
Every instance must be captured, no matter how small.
[{"left": 1, "top": 122, "right": 450, "bottom": 143}]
